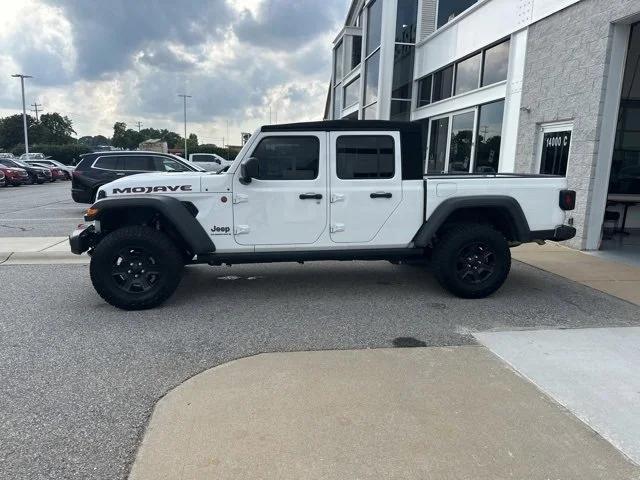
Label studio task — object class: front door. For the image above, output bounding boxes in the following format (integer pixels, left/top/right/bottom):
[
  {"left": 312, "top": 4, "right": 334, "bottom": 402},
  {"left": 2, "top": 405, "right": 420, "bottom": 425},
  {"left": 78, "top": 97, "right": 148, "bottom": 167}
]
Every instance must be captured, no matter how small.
[
  {"left": 329, "top": 132, "right": 402, "bottom": 243},
  {"left": 233, "top": 132, "right": 327, "bottom": 246}
]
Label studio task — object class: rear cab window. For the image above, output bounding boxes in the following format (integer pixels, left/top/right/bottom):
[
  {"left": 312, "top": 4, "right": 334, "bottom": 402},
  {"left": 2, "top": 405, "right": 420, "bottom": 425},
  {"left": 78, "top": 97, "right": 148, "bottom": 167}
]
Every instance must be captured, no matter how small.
[{"left": 336, "top": 135, "right": 395, "bottom": 179}]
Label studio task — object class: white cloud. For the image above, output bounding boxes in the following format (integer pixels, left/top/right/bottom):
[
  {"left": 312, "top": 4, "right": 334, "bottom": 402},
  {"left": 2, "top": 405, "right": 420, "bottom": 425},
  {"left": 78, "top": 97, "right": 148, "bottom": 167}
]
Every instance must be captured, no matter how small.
[{"left": 0, "top": 0, "right": 348, "bottom": 144}]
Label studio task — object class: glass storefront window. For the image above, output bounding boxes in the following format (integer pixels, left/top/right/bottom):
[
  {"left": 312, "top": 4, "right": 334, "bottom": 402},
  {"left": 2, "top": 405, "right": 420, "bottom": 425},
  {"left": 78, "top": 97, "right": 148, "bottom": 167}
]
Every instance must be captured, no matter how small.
[
  {"left": 334, "top": 41, "right": 344, "bottom": 85},
  {"left": 482, "top": 40, "right": 510, "bottom": 87},
  {"left": 610, "top": 22, "right": 640, "bottom": 195},
  {"left": 428, "top": 117, "right": 449, "bottom": 173},
  {"left": 343, "top": 77, "right": 360, "bottom": 109},
  {"left": 449, "top": 111, "right": 475, "bottom": 172},
  {"left": 474, "top": 100, "right": 505, "bottom": 173},
  {"left": 366, "top": 0, "right": 382, "bottom": 56},
  {"left": 390, "top": 100, "right": 411, "bottom": 121},
  {"left": 396, "top": 0, "right": 418, "bottom": 43},
  {"left": 392, "top": 44, "right": 414, "bottom": 99},
  {"left": 455, "top": 53, "right": 481, "bottom": 95},
  {"left": 437, "top": 0, "right": 478, "bottom": 29},
  {"left": 364, "top": 50, "right": 380, "bottom": 105},
  {"left": 351, "top": 36, "right": 362, "bottom": 70},
  {"left": 432, "top": 65, "right": 454, "bottom": 102},
  {"left": 417, "top": 76, "right": 432, "bottom": 107},
  {"left": 364, "top": 103, "right": 378, "bottom": 119}
]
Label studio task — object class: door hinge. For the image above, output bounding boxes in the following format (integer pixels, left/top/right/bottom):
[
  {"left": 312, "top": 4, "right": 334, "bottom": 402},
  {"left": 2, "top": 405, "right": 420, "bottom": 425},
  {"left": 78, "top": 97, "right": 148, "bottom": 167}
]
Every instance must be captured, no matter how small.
[
  {"left": 330, "top": 223, "right": 345, "bottom": 233},
  {"left": 233, "top": 194, "right": 248, "bottom": 204},
  {"left": 330, "top": 193, "right": 345, "bottom": 203},
  {"left": 234, "top": 225, "right": 250, "bottom": 235}
]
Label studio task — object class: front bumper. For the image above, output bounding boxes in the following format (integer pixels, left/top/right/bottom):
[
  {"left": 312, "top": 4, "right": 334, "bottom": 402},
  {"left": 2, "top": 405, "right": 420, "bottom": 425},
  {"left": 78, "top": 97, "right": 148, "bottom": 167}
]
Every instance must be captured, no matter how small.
[{"left": 69, "top": 224, "right": 96, "bottom": 255}]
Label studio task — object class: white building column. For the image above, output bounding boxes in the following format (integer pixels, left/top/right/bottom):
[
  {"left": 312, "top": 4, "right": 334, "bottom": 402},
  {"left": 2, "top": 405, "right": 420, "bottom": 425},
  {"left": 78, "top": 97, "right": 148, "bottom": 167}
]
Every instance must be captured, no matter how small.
[{"left": 499, "top": 28, "right": 528, "bottom": 173}]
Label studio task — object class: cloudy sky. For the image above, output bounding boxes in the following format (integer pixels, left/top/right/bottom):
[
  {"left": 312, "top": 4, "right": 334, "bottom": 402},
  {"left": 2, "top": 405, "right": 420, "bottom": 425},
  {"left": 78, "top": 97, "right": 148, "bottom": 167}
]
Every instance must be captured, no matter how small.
[{"left": 0, "top": 0, "right": 349, "bottom": 145}]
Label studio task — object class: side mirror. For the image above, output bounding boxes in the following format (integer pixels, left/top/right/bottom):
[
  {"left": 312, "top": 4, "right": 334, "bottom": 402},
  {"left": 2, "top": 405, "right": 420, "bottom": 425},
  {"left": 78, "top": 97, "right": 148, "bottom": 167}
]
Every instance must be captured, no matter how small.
[{"left": 240, "top": 157, "right": 259, "bottom": 184}]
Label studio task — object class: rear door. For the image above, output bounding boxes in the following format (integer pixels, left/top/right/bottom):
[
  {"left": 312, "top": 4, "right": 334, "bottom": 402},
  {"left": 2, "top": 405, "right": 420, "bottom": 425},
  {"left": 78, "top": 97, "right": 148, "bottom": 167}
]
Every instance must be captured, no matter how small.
[
  {"left": 329, "top": 132, "right": 402, "bottom": 243},
  {"left": 91, "top": 155, "right": 122, "bottom": 184},
  {"left": 118, "top": 155, "right": 154, "bottom": 176}
]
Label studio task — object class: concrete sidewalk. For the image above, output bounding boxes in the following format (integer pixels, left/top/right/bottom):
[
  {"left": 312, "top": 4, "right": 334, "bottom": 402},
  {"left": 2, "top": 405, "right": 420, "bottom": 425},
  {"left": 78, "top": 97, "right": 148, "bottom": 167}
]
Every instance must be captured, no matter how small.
[
  {"left": 512, "top": 242, "right": 640, "bottom": 306},
  {"left": 129, "top": 347, "right": 639, "bottom": 480},
  {"left": 0, "top": 237, "right": 88, "bottom": 265}
]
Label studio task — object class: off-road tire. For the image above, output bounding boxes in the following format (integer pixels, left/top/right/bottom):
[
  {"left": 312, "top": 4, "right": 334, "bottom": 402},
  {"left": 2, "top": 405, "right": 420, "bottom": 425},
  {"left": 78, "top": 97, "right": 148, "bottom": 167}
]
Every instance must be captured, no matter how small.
[
  {"left": 90, "top": 226, "right": 184, "bottom": 310},
  {"left": 433, "top": 223, "right": 511, "bottom": 299}
]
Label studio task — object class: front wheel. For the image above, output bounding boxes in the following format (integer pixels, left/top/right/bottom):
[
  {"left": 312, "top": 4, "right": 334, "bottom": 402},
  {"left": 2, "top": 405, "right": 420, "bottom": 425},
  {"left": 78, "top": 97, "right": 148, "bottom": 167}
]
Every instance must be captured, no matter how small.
[
  {"left": 89, "top": 226, "right": 184, "bottom": 310},
  {"left": 433, "top": 224, "right": 511, "bottom": 299}
]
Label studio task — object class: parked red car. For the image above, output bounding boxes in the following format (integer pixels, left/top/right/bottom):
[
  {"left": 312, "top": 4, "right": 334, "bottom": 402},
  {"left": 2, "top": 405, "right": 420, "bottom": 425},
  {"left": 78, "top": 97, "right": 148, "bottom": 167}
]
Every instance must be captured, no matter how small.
[
  {"left": 32, "top": 162, "right": 66, "bottom": 181},
  {"left": 0, "top": 165, "right": 29, "bottom": 186}
]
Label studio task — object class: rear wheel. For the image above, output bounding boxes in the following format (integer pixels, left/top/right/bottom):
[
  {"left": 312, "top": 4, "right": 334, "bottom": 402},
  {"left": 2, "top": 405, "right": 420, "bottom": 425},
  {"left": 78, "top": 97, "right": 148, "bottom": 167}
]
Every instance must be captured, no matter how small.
[
  {"left": 433, "top": 224, "right": 510, "bottom": 299},
  {"left": 90, "top": 226, "right": 184, "bottom": 310}
]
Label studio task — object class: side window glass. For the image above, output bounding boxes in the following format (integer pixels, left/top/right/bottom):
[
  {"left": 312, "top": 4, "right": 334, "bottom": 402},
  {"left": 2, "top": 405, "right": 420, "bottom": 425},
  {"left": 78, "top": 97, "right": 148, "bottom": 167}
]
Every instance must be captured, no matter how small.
[
  {"left": 336, "top": 136, "right": 395, "bottom": 179},
  {"left": 154, "top": 156, "right": 190, "bottom": 172},
  {"left": 251, "top": 136, "right": 319, "bottom": 180},
  {"left": 94, "top": 156, "right": 119, "bottom": 170},
  {"left": 121, "top": 156, "right": 152, "bottom": 171}
]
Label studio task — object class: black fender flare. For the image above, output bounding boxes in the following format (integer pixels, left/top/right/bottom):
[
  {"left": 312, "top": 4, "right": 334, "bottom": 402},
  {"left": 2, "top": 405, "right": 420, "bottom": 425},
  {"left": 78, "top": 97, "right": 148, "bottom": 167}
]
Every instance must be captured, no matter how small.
[
  {"left": 413, "top": 195, "right": 531, "bottom": 247},
  {"left": 90, "top": 195, "right": 215, "bottom": 254}
]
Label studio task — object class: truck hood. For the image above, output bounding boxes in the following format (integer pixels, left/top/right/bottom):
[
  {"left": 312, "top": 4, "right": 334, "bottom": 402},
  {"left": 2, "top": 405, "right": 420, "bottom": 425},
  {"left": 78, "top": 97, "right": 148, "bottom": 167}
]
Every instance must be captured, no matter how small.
[
  {"left": 100, "top": 172, "right": 205, "bottom": 196},
  {"left": 98, "top": 171, "right": 231, "bottom": 198}
]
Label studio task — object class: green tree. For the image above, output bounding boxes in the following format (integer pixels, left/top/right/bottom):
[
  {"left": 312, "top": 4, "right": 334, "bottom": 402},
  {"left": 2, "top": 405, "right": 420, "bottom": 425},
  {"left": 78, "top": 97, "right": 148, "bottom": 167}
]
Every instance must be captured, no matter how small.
[
  {"left": 39, "top": 113, "right": 76, "bottom": 144},
  {"left": 0, "top": 114, "right": 36, "bottom": 149},
  {"left": 160, "top": 129, "right": 183, "bottom": 149},
  {"left": 112, "top": 122, "right": 127, "bottom": 148},
  {"left": 78, "top": 135, "right": 111, "bottom": 147},
  {"left": 187, "top": 133, "right": 198, "bottom": 151}
]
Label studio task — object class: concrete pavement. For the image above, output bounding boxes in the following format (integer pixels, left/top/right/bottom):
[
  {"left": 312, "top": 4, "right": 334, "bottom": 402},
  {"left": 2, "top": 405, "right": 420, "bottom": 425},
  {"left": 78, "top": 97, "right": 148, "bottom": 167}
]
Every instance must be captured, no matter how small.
[
  {"left": 513, "top": 242, "right": 640, "bottom": 306},
  {"left": 129, "top": 347, "right": 639, "bottom": 480},
  {"left": 3, "top": 261, "right": 639, "bottom": 479},
  {"left": 476, "top": 327, "right": 640, "bottom": 465}
]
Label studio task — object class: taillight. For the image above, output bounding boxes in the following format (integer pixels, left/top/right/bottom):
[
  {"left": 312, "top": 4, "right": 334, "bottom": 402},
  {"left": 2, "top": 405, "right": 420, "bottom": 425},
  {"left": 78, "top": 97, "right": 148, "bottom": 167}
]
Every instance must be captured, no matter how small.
[{"left": 559, "top": 190, "right": 576, "bottom": 211}]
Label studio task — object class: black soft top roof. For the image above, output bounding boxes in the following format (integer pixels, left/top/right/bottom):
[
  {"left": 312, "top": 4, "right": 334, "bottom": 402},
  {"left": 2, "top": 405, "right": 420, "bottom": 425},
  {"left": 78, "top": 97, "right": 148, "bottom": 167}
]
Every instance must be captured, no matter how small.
[{"left": 261, "top": 120, "right": 421, "bottom": 133}]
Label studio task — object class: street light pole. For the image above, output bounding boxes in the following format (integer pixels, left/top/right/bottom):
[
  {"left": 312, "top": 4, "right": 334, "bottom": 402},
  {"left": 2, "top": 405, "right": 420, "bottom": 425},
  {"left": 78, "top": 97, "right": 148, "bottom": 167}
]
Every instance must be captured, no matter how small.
[
  {"left": 178, "top": 94, "right": 192, "bottom": 158},
  {"left": 12, "top": 74, "right": 33, "bottom": 155}
]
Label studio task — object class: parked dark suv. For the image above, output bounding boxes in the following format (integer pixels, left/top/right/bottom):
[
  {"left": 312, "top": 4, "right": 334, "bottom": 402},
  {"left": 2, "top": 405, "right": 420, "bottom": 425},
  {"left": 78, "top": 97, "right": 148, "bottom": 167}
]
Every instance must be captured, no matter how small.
[
  {"left": 0, "top": 158, "right": 51, "bottom": 184},
  {"left": 71, "top": 151, "right": 204, "bottom": 203}
]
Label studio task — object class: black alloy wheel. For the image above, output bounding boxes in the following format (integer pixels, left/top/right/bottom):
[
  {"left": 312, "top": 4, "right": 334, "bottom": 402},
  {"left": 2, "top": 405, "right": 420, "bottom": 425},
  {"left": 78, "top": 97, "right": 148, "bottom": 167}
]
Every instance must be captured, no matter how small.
[
  {"left": 455, "top": 242, "right": 496, "bottom": 285},
  {"left": 111, "top": 247, "right": 162, "bottom": 294},
  {"left": 90, "top": 225, "right": 184, "bottom": 310},
  {"left": 433, "top": 223, "right": 511, "bottom": 299}
]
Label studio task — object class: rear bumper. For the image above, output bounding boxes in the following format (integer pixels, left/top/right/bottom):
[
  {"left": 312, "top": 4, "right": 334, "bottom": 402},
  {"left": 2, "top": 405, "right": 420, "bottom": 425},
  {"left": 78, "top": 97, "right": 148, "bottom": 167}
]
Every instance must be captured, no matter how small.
[
  {"left": 69, "top": 224, "right": 96, "bottom": 255},
  {"left": 72, "top": 188, "right": 93, "bottom": 204},
  {"left": 530, "top": 225, "right": 576, "bottom": 243}
]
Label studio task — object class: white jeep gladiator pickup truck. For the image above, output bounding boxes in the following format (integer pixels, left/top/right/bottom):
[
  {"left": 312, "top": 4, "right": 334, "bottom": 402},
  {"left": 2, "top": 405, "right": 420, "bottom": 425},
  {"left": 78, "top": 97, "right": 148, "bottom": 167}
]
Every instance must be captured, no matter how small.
[{"left": 70, "top": 120, "right": 576, "bottom": 310}]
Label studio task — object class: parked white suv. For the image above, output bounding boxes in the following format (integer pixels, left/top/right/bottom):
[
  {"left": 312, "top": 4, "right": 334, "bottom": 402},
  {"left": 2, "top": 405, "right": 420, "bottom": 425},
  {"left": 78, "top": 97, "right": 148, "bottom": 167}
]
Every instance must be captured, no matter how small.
[
  {"left": 188, "top": 153, "right": 233, "bottom": 171},
  {"left": 70, "top": 120, "right": 576, "bottom": 310}
]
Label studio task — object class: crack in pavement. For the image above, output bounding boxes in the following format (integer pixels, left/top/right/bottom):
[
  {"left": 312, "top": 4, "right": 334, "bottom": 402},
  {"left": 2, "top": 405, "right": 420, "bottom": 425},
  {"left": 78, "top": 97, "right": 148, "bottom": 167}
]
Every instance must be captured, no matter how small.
[{"left": 0, "top": 223, "right": 31, "bottom": 232}]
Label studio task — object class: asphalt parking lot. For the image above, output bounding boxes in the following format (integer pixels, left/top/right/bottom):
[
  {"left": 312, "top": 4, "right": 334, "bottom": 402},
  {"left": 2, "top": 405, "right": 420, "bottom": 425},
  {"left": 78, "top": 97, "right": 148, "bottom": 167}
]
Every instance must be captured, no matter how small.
[
  {"left": 1, "top": 260, "right": 640, "bottom": 479},
  {"left": 0, "top": 181, "right": 85, "bottom": 237}
]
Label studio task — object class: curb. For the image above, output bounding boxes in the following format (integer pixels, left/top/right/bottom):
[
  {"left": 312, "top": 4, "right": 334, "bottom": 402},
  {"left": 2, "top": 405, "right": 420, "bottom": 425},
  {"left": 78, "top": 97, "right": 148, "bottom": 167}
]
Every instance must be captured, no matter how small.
[{"left": 0, "top": 251, "right": 89, "bottom": 265}]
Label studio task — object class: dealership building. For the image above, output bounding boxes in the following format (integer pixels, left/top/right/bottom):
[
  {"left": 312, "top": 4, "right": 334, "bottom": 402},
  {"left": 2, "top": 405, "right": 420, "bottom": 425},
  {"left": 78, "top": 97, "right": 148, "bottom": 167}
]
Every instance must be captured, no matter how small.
[{"left": 326, "top": 0, "right": 640, "bottom": 252}]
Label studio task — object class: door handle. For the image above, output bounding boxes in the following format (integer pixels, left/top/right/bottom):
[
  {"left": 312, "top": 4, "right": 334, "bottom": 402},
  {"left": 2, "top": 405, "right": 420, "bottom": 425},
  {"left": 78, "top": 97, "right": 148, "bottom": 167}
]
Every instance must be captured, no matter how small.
[
  {"left": 116, "top": 172, "right": 126, "bottom": 176},
  {"left": 370, "top": 192, "right": 392, "bottom": 199},
  {"left": 299, "top": 193, "right": 323, "bottom": 200}
]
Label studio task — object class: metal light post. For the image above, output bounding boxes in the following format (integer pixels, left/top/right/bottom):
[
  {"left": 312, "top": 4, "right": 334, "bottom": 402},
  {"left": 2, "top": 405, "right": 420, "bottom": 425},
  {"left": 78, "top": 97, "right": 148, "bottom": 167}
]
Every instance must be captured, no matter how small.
[
  {"left": 178, "top": 94, "right": 192, "bottom": 158},
  {"left": 12, "top": 74, "right": 33, "bottom": 155}
]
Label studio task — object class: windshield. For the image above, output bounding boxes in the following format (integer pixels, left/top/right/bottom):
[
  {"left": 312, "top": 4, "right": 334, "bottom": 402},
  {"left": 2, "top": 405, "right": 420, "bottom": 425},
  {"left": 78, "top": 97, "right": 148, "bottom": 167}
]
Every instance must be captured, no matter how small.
[{"left": 169, "top": 154, "right": 205, "bottom": 172}]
